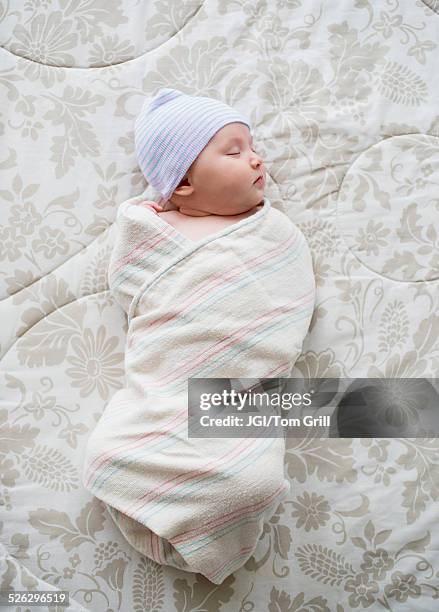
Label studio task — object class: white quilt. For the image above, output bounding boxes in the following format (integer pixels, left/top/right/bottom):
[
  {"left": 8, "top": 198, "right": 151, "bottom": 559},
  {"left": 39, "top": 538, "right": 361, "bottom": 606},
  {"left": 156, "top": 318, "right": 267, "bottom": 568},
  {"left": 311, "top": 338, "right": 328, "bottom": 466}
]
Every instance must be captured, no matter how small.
[{"left": 1, "top": 1, "right": 438, "bottom": 610}]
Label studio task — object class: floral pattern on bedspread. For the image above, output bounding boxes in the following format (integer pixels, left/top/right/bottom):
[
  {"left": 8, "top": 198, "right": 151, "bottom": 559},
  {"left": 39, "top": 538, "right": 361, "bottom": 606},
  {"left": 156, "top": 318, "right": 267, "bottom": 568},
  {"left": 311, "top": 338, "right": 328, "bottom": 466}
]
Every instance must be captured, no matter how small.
[{"left": 1, "top": 0, "right": 438, "bottom": 610}]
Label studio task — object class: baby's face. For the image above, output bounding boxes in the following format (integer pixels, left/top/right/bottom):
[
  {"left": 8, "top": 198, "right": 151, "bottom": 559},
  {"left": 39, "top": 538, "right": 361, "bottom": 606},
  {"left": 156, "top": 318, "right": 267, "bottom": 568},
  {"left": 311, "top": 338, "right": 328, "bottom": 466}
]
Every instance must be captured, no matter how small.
[{"left": 172, "top": 123, "right": 265, "bottom": 216}]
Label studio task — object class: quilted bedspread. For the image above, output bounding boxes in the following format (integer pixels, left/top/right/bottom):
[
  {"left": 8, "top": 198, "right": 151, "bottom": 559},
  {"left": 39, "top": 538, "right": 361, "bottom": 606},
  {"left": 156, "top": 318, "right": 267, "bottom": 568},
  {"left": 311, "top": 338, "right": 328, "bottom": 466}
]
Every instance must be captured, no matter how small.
[{"left": 1, "top": 1, "right": 438, "bottom": 610}]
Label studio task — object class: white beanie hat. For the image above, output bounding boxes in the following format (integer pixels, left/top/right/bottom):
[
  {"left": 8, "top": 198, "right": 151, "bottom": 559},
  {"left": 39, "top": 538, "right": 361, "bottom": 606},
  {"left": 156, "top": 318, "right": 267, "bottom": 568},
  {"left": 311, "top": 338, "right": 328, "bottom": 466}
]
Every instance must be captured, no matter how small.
[{"left": 134, "top": 88, "right": 251, "bottom": 203}]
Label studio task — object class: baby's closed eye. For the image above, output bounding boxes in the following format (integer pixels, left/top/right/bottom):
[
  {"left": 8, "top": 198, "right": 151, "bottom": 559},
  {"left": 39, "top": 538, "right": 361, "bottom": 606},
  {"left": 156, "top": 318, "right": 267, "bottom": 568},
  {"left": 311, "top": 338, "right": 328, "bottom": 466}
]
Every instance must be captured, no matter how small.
[{"left": 227, "top": 149, "right": 257, "bottom": 156}]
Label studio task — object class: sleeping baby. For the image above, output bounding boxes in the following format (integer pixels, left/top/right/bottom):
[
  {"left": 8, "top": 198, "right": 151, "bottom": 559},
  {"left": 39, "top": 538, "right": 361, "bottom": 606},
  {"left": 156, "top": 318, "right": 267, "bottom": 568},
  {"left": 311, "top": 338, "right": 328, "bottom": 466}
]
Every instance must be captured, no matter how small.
[
  {"left": 138, "top": 103, "right": 266, "bottom": 240},
  {"left": 82, "top": 88, "right": 316, "bottom": 585}
]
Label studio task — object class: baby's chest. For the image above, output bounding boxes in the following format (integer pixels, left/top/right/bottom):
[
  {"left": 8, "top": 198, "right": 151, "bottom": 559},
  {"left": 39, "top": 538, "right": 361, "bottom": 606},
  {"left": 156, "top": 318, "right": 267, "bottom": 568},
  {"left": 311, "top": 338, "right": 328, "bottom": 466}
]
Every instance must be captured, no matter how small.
[{"left": 159, "top": 212, "right": 234, "bottom": 241}]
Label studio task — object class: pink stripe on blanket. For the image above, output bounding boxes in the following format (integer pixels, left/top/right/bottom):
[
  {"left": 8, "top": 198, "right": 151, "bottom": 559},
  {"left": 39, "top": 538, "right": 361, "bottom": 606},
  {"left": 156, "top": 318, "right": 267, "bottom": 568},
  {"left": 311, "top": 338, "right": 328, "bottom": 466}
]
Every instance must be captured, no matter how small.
[
  {"left": 135, "top": 230, "right": 299, "bottom": 333},
  {"left": 208, "top": 545, "right": 255, "bottom": 582},
  {"left": 85, "top": 364, "right": 291, "bottom": 488},
  {"left": 110, "top": 229, "right": 170, "bottom": 277},
  {"left": 83, "top": 408, "right": 187, "bottom": 487},
  {"left": 143, "top": 292, "right": 314, "bottom": 388},
  {"left": 125, "top": 436, "right": 256, "bottom": 516},
  {"left": 264, "top": 361, "right": 293, "bottom": 377},
  {"left": 171, "top": 483, "right": 285, "bottom": 544}
]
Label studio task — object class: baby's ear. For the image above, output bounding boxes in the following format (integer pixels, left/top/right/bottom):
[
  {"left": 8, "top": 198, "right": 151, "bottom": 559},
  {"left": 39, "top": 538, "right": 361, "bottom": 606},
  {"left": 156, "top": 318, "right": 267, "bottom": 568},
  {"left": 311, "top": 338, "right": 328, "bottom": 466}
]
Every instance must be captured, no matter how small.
[{"left": 173, "top": 181, "right": 194, "bottom": 197}]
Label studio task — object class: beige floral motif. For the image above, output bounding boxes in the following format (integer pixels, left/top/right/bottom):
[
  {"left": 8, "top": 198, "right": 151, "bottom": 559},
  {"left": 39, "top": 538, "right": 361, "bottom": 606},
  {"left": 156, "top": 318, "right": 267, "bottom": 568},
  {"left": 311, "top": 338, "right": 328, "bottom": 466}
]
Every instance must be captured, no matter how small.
[
  {"left": 368, "top": 350, "right": 426, "bottom": 377},
  {"left": 360, "top": 439, "right": 390, "bottom": 462},
  {"left": 260, "top": 58, "right": 330, "bottom": 145},
  {"left": 12, "top": 20, "right": 70, "bottom": 86},
  {"left": 381, "top": 204, "right": 439, "bottom": 280},
  {"left": 7, "top": 394, "right": 79, "bottom": 459},
  {"left": 245, "top": 502, "right": 292, "bottom": 576},
  {"left": 293, "top": 349, "right": 346, "bottom": 379},
  {"left": 285, "top": 437, "right": 356, "bottom": 484},
  {"left": 29, "top": 500, "right": 106, "bottom": 550},
  {"left": 376, "top": 61, "right": 428, "bottom": 105},
  {"left": 360, "top": 440, "right": 396, "bottom": 486},
  {"left": 291, "top": 491, "right": 331, "bottom": 531},
  {"left": 360, "top": 548, "right": 394, "bottom": 580},
  {"left": 43, "top": 87, "right": 105, "bottom": 177},
  {"left": 1, "top": 0, "right": 438, "bottom": 609},
  {"left": 15, "top": 285, "right": 85, "bottom": 368},
  {"left": 355, "top": 220, "right": 390, "bottom": 256},
  {"left": 0, "top": 546, "right": 39, "bottom": 593},
  {"left": 397, "top": 438, "right": 439, "bottom": 523},
  {"left": 345, "top": 572, "right": 379, "bottom": 608},
  {"left": 59, "top": 422, "right": 88, "bottom": 449},
  {"left": 80, "top": 247, "right": 113, "bottom": 296},
  {"left": 146, "top": 38, "right": 237, "bottom": 101},
  {"left": 3, "top": 0, "right": 200, "bottom": 73},
  {"left": 62, "top": 566, "right": 75, "bottom": 579},
  {"left": 69, "top": 553, "right": 80, "bottom": 568},
  {"left": 312, "top": 255, "right": 331, "bottom": 288},
  {"left": 21, "top": 118, "right": 45, "bottom": 140},
  {"left": 66, "top": 325, "right": 125, "bottom": 399},
  {"left": 295, "top": 544, "right": 355, "bottom": 586},
  {"left": 298, "top": 220, "right": 339, "bottom": 258},
  {"left": 378, "top": 300, "right": 409, "bottom": 352},
  {"left": 9, "top": 200, "right": 43, "bottom": 235},
  {"left": 327, "top": 21, "right": 389, "bottom": 100},
  {"left": 373, "top": 12, "right": 403, "bottom": 39},
  {"left": 0, "top": 407, "right": 38, "bottom": 492},
  {"left": 334, "top": 279, "right": 362, "bottom": 303},
  {"left": 0, "top": 226, "right": 26, "bottom": 262},
  {"left": 96, "top": 557, "right": 129, "bottom": 609},
  {"left": 92, "top": 161, "right": 128, "bottom": 209},
  {"left": 21, "top": 445, "right": 78, "bottom": 492},
  {"left": 22, "top": 391, "right": 56, "bottom": 421},
  {"left": 132, "top": 555, "right": 165, "bottom": 612},
  {"left": 0, "top": 455, "right": 20, "bottom": 490},
  {"left": 268, "top": 587, "right": 331, "bottom": 612},
  {"left": 384, "top": 571, "right": 421, "bottom": 602},
  {"left": 89, "top": 34, "right": 135, "bottom": 67},
  {"left": 11, "top": 12, "right": 76, "bottom": 65},
  {"left": 94, "top": 541, "right": 121, "bottom": 569},
  {"left": 243, "top": 12, "right": 289, "bottom": 53},
  {"left": 173, "top": 573, "right": 235, "bottom": 610},
  {"left": 408, "top": 39, "right": 437, "bottom": 66},
  {"left": 338, "top": 134, "right": 439, "bottom": 282},
  {"left": 10, "top": 533, "right": 31, "bottom": 560},
  {"left": 5, "top": 270, "right": 37, "bottom": 299},
  {"left": 32, "top": 226, "right": 69, "bottom": 259},
  {"left": 371, "top": 7, "right": 437, "bottom": 65}
]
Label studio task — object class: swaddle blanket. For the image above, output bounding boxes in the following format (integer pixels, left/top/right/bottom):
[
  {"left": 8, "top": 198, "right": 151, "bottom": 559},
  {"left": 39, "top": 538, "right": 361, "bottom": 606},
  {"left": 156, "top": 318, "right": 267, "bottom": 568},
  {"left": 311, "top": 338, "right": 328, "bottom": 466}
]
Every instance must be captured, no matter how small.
[{"left": 82, "top": 195, "right": 315, "bottom": 584}]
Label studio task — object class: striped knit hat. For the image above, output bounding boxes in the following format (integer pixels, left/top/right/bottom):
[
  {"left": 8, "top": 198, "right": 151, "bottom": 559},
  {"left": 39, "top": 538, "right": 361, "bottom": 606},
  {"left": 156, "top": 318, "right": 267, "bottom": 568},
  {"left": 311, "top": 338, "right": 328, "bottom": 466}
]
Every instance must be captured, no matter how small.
[{"left": 134, "top": 88, "right": 251, "bottom": 204}]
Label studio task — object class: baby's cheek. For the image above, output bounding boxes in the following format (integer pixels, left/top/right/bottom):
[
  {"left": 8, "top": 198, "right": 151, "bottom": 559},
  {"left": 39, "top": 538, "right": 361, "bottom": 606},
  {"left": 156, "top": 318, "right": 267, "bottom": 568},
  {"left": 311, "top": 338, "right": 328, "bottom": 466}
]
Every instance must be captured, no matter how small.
[{"left": 224, "top": 168, "right": 244, "bottom": 187}]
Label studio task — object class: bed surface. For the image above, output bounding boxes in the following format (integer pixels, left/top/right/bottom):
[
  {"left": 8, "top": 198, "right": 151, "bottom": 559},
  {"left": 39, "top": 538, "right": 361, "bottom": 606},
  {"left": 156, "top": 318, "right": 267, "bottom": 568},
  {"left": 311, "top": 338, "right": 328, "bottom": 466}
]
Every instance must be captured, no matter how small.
[{"left": 1, "top": 1, "right": 438, "bottom": 610}]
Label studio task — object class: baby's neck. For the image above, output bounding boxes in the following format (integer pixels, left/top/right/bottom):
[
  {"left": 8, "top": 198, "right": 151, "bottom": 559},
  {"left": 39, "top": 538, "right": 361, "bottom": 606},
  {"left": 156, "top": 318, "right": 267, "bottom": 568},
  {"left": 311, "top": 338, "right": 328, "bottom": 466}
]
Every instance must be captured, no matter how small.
[{"left": 165, "top": 202, "right": 263, "bottom": 218}]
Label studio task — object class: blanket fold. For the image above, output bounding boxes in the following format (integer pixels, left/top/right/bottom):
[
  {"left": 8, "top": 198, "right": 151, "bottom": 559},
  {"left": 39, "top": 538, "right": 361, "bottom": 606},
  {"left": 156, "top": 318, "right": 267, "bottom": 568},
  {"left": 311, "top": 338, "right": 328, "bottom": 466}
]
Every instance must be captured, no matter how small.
[{"left": 82, "top": 195, "right": 315, "bottom": 584}]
